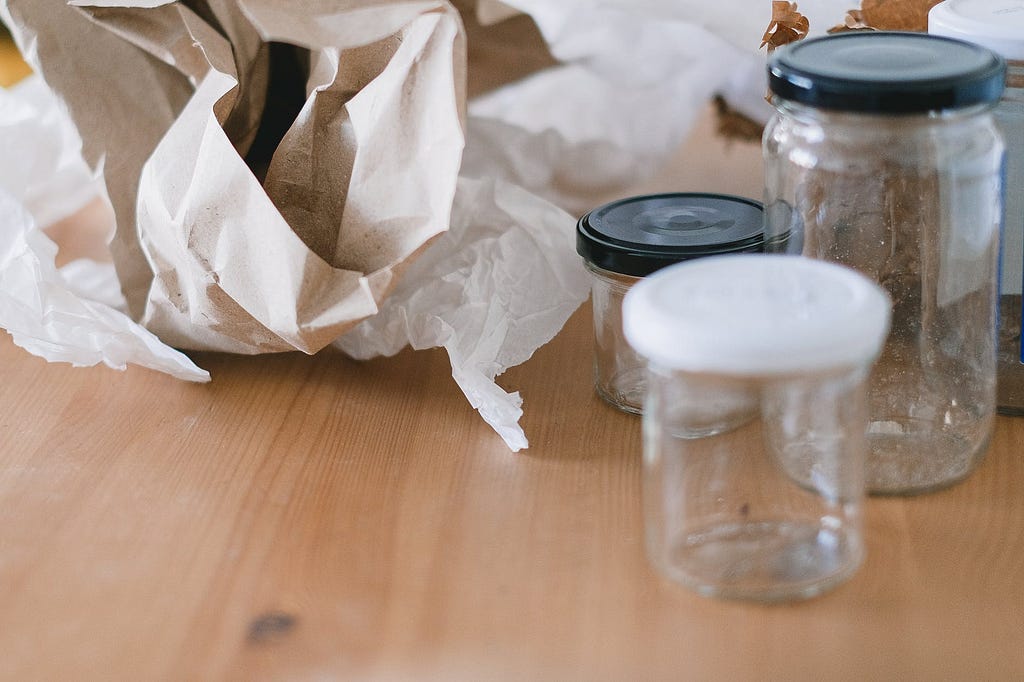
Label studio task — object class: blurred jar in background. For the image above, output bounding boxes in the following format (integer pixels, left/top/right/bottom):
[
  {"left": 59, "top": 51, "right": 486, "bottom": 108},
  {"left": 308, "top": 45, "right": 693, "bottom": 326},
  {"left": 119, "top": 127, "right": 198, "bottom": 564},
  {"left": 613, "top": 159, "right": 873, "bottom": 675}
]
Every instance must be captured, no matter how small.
[{"left": 929, "top": 0, "right": 1024, "bottom": 415}]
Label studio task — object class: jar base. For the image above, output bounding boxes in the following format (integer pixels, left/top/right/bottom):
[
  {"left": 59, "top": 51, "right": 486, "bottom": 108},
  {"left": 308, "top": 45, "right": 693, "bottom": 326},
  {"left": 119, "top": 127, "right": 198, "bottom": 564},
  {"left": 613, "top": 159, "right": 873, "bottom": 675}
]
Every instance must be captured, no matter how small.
[
  {"left": 652, "top": 519, "right": 862, "bottom": 603},
  {"left": 595, "top": 368, "right": 646, "bottom": 415},
  {"left": 866, "top": 424, "right": 990, "bottom": 495}
]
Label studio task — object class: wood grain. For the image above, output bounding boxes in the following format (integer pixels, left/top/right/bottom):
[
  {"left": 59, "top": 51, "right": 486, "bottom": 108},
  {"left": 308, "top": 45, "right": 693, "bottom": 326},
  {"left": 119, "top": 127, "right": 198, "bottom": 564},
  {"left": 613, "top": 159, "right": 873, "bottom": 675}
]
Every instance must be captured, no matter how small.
[
  {"left": 1, "top": 111, "right": 1022, "bottom": 681},
  {"left": 2, "top": 303, "right": 1023, "bottom": 681}
]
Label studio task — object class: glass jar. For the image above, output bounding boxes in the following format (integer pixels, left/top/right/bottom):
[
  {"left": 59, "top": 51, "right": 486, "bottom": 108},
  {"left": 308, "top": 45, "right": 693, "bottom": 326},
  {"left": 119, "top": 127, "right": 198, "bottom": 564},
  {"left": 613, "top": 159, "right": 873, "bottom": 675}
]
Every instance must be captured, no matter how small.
[
  {"left": 576, "top": 193, "right": 764, "bottom": 413},
  {"left": 624, "top": 255, "right": 890, "bottom": 602},
  {"left": 764, "top": 33, "right": 1005, "bottom": 495},
  {"left": 928, "top": 0, "right": 1024, "bottom": 414}
]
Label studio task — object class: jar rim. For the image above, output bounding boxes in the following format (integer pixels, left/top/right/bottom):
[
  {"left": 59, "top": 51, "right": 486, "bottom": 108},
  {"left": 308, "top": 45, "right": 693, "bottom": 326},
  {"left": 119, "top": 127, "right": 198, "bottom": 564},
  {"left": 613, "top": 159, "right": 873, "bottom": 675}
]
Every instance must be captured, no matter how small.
[
  {"left": 769, "top": 32, "right": 1006, "bottom": 114},
  {"left": 622, "top": 255, "right": 892, "bottom": 376},
  {"left": 770, "top": 96, "right": 997, "bottom": 122},
  {"left": 576, "top": 193, "right": 764, "bottom": 278}
]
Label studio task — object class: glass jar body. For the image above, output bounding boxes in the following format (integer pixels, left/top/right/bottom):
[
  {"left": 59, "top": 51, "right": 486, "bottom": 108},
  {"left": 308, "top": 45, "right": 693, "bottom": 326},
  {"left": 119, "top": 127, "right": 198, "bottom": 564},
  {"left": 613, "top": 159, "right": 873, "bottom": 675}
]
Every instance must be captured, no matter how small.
[
  {"left": 996, "top": 62, "right": 1024, "bottom": 413},
  {"left": 586, "top": 262, "right": 644, "bottom": 413},
  {"left": 642, "top": 362, "right": 869, "bottom": 602},
  {"left": 764, "top": 102, "right": 1002, "bottom": 494}
]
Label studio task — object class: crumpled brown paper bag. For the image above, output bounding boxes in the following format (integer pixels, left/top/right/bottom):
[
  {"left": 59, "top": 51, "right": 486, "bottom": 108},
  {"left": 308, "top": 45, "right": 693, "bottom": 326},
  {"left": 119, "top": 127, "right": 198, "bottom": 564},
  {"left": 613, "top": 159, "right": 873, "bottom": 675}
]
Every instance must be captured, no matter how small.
[
  {"left": 4, "top": 0, "right": 467, "bottom": 353},
  {"left": 2, "top": 0, "right": 770, "bottom": 450}
]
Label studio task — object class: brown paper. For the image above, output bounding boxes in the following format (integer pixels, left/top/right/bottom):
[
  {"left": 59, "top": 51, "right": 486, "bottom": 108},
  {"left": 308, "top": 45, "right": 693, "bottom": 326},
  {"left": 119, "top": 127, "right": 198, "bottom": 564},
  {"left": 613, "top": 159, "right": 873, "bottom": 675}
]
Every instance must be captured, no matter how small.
[
  {"left": 3, "top": 0, "right": 466, "bottom": 353},
  {"left": 452, "top": 0, "right": 556, "bottom": 98},
  {"left": 2, "top": 0, "right": 770, "bottom": 450}
]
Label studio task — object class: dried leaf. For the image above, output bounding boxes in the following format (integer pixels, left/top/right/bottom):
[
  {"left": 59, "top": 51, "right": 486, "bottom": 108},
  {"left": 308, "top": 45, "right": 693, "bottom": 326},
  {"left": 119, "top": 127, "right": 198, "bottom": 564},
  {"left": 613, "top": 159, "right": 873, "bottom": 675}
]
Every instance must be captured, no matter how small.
[
  {"left": 761, "top": 1, "right": 810, "bottom": 52},
  {"left": 828, "top": 9, "right": 877, "bottom": 33},
  {"left": 859, "top": 0, "right": 943, "bottom": 32},
  {"left": 712, "top": 95, "right": 764, "bottom": 143}
]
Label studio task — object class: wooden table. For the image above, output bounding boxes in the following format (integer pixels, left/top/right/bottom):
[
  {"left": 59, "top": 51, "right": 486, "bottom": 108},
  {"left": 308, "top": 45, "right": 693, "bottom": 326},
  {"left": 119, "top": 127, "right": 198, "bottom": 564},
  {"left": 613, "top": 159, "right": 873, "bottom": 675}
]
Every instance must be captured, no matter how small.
[{"left": 2, "top": 111, "right": 1023, "bottom": 681}]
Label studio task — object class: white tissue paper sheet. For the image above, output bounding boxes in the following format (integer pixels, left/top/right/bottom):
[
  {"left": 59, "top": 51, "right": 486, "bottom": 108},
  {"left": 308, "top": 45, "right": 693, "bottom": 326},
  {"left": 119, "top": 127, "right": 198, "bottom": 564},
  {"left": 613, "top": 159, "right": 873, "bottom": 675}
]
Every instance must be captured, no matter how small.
[
  {"left": 0, "top": 76, "right": 209, "bottom": 381},
  {"left": 463, "top": 0, "right": 771, "bottom": 213},
  {"left": 0, "top": 188, "right": 209, "bottom": 381},
  {"left": 0, "top": 76, "right": 98, "bottom": 227},
  {"left": 0, "top": 0, "right": 786, "bottom": 449},
  {"left": 337, "top": 177, "right": 590, "bottom": 451}
]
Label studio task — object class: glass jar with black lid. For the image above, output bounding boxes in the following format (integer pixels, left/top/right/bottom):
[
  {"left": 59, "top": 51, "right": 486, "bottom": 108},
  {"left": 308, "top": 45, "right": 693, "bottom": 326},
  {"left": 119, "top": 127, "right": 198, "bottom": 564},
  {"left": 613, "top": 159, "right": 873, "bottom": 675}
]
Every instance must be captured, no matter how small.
[
  {"left": 576, "top": 193, "right": 764, "bottom": 413},
  {"left": 764, "top": 32, "right": 1006, "bottom": 493}
]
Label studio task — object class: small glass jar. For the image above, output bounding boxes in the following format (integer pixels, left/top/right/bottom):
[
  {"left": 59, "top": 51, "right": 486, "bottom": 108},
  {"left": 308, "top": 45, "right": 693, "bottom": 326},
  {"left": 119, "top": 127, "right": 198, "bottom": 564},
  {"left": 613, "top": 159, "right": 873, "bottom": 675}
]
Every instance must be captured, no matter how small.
[
  {"left": 764, "top": 33, "right": 1006, "bottom": 494},
  {"left": 929, "top": 0, "right": 1024, "bottom": 414},
  {"left": 576, "top": 193, "right": 764, "bottom": 413},
  {"left": 624, "top": 255, "right": 890, "bottom": 602}
]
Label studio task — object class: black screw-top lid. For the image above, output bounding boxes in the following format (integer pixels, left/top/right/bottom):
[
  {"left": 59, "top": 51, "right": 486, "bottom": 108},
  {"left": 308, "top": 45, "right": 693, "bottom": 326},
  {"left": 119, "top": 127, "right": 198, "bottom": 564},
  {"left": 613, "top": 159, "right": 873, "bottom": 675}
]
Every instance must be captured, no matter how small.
[
  {"left": 769, "top": 32, "right": 1006, "bottom": 113},
  {"left": 576, "top": 193, "right": 765, "bottom": 278}
]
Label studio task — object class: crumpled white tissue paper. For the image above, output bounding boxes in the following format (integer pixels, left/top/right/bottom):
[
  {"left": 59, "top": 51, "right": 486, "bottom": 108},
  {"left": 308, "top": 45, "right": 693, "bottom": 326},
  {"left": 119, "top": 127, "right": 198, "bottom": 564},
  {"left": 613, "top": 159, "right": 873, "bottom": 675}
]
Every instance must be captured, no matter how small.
[
  {"left": 0, "top": 0, "right": 789, "bottom": 449},
  {"left": 337, "top": 176, "right": 590, "bottom": 451},
  {"left": 0, "top": 76, "right": 209, "bottom": 381},
  {"left": 0, "top": 188, "right": 210, "bottom": 381},
  {"left": 463, "top": 0, "right": 771, "bottom": 213}
]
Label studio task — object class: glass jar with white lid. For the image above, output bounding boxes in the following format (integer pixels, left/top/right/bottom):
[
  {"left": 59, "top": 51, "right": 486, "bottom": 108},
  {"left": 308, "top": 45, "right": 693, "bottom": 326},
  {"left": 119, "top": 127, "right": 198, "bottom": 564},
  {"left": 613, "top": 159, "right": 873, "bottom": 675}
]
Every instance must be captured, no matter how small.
[{"left": 624, "top": 255, "right": 890, "bottom": 601}]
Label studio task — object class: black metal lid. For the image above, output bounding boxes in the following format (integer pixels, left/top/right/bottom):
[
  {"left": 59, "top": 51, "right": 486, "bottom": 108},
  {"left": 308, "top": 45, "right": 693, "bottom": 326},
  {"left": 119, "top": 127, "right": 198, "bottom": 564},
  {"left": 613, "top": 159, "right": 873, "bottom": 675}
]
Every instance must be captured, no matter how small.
[
  {"left": 576, "top": 193, "right": 765, "bottom": 277},
  {"left": 768, "top": 32, "right": 1006, "bottom": 113}
]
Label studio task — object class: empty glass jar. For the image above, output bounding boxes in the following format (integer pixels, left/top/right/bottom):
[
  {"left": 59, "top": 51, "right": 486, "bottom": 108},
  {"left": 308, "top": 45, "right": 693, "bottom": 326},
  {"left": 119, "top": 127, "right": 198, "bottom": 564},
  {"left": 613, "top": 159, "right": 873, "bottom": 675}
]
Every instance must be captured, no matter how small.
[
  {"left": 929, "top": 0, "right": 1024, "bottom": 414},
  {"left": 624, "top": 255, "right": 890, "bottom": 601},
  {"left": 764, "top": 33, "right": 1006, "bottom": 494},
  {"left": 576, "top": 193, "right": 764, "bottom": 413}
]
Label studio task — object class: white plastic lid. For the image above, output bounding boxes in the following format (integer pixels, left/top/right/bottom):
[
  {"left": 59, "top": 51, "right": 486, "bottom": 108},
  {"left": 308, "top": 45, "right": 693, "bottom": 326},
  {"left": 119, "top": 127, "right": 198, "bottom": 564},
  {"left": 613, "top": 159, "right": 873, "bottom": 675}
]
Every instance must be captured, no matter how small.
[
  {"left": 929, "top": 0, "right": 1024, "bottom": 60},
  {"left": 622, "top": 255, "right": 891, "bottom": 375}
]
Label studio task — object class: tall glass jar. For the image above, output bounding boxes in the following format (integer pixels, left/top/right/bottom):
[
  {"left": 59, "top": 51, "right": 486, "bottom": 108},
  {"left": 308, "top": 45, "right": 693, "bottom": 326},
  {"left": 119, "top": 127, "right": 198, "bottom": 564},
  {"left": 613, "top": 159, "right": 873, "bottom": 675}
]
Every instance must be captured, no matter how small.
[
  {"left": 764, "top": 33, "right": 1006, "bottom": 494},
  {"left": 929, "top": 0, "right": 1024, "bottom": 414}
]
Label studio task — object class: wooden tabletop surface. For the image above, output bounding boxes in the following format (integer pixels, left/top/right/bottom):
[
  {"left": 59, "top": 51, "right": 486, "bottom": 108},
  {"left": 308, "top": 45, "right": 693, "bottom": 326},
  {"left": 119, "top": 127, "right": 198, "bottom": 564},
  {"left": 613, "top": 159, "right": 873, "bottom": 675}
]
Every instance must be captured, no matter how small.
[{"left": 2, "top": 98, "right": 1023, "bottom": 679}]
